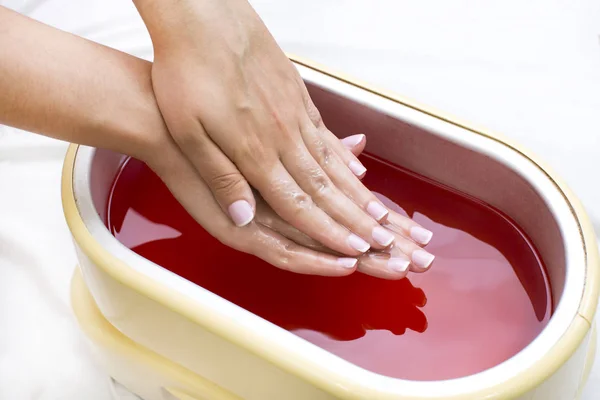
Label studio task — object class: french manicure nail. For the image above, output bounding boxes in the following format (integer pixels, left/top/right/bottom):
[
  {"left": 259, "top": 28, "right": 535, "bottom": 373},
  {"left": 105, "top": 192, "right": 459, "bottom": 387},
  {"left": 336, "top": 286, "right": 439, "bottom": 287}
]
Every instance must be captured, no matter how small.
[
  {"left": 348, "top": 233, "right": 370, "bottom": 253},
  {"left": 338, "top": 257, "right": 358, "bottom": 269},
  {"left": 412, "top": 249, "right": 435, "bottom": 269},
  {"left": 348, "top": 160, "right": 367, "bottom": 177},
  {"left": 341, "top": 134, "right": 365, "bottom": 148},
  {"left": 410, "top": 226, "right": 433, "bottom": 245},
  {"left": 372, "top": 226, "right": 395, "bottom": 247},
  {"left": 388, "top": 258, "right": 410, "bottom": 273},
  {"left": 228, "top": 200, "right": 254, "bottom": 227},
  {"left": 367, "top": 201, "right": 389, "bottom": 221}
]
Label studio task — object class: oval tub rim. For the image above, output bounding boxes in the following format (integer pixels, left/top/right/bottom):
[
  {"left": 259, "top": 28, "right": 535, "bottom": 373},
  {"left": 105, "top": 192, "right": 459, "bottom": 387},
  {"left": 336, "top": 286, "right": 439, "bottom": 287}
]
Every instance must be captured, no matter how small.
[{"left": 62, "top": 56, "right": 599, "bottom": 400}]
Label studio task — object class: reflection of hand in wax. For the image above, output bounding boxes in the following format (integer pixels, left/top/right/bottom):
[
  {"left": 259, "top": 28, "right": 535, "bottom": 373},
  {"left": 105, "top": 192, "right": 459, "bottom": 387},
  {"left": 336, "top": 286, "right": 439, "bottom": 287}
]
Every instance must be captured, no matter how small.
[
  {"left": 133, "top": 232, "right": 428, "bottom": 341},
  {"left": 268, "top": 272, "right": 428, "bottom": 341}
]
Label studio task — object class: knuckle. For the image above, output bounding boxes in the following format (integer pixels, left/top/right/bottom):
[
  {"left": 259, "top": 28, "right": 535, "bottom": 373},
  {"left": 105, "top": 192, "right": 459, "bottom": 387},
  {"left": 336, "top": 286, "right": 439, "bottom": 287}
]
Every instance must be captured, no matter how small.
[
  {"left": 311, "top": 137, "right": 333, "bottom": 165},
  {"left": 208, "top": 172, "right": 246, "bottom": 195},
  {"left": 233, "top": 137, "right": 274, "bottom": 169},
  {"left": 291, "top": 192, "right": 314, "bottom": 218},
  {"left": 310, "top": 174, "right": 333, "bottom": 202},
  {"left": 276, "top": 241, "right": 303, "bottom": 271}
]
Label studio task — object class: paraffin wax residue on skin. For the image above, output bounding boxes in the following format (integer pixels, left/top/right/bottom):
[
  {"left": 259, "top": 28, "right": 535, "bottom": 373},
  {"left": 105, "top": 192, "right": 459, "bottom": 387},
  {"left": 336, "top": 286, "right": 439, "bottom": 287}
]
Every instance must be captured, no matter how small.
[{"left": 106, "top": 154, "right": 552, "bottom": 381}]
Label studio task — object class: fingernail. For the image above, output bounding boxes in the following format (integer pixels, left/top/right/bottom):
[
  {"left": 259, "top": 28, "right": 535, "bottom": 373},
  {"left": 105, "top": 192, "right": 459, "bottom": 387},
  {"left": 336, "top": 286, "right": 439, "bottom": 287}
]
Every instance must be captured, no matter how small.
[
  {"left": 388, "top": 258, "right": 410, "bottom": 273},
  {"left": 367, "top": 201, "right": 389, "bottom": 221},
  {"left": 372, "top": 226, "right": 395, "bottom": 247},
  {"left": 228, "top": 200, "right": 254, "bottom": 227},
  {"left": 341, "top": 134, "right": 365, "bottom": 148},
  {"left": 348, "top": 160, "right": 367, "bottom": 177},
  {"left": 348, "top": 233, "right": 370, "bottom": 252},
  {"left": 338, "top": 257, "right": 358, "bottom": 269},
  {"left": 412, "top": 249, "right": 435, "bottom": 269},
  {"left": 410, "top": 226, "right": 433, "bottom": 245}
]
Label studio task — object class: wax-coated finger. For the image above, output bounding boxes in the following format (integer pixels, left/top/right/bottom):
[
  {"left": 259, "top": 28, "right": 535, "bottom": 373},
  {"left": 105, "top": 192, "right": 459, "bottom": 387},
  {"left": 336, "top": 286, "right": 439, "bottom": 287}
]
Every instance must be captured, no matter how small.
[
  {"left": 167, "top": 120, "right": 257, "bottom": 227},
  {"left": 251, "top": 162, "right": 372, "bottom": 256},
  {"left": 305, "top": 128, "right": 390, "bottom": 223},
  {"left": 356, "top": 252, "right": 411, "bottom": 280},
  {"left": 281, "top": 142, "right": 393, "bottom": 250},
  {"left": 246, "top": 224, "right": 358, "bottom": 276},
  {"left": 386, "top": 210, "right": 434, "bottom": 246},
  {"left": 341, "top": 133, "right": 366, "bottom": 157}
]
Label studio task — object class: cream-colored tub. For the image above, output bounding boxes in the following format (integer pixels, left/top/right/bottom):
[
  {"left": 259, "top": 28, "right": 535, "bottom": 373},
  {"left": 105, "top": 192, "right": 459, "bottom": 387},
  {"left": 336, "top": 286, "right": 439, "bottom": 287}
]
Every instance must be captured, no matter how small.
[{"left": 64, "top": 58, "right": 599, "bottom": 400}]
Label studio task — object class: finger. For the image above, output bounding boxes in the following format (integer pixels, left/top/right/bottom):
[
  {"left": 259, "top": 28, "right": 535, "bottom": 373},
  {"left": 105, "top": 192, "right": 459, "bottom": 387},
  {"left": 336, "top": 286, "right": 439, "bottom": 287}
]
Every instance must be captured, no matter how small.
[
  {"left": 169, "top": 121, "right": 256, "bottom": 227},
  {"left": 255, "top": 203, "right": 420, "bottom": 280},
  {"left": 386, "top": 210, "right": 434, "bottom": 246},
  {"left": 384, "top": 225, "right": 436, "bottom": 272},
  {"left": 356, "top": 252, "right": 411, "bottom": 280},
  {"left": 298, "top": 84, "right": 387, "bottom": 222},
  {"left": 302, "top": 128, "right": 391, "bottom": 223},
  {"left": 251, "top": 161, "right": 372, "bottom": 256},
  {"left": 280, "top": 143, "right": 395, "bottom": 250},
  {"left": 152, "top": 144, "right": 357, "bottom": 276},
  {"left": 254, "top": 196, "right": 324, "bottom": 251},
  {"left": 321, "top": 127, "right": 368, "bottom": 178},
  {"left": 297, "top": 80, "right": 369, "bottom": 179},
  {"left": 341, "top": 133, "right": 366, "bottom": 157},
  {"left": 244, "top": 224, "right": 358, "bottom": 276}
]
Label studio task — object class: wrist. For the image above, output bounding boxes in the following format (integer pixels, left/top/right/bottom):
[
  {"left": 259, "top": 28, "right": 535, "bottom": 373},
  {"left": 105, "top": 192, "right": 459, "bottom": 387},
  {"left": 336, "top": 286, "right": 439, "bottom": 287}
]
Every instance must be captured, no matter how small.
[{"left": 132, "top": 0, "right": 255, "bottom": 53}]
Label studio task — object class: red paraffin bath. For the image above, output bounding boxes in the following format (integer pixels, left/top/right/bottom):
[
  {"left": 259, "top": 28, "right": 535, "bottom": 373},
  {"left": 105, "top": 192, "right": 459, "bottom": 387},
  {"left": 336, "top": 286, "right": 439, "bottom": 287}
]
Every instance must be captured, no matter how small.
[{"left": 106, "top": 154, "right": 552, "bottom": 381}]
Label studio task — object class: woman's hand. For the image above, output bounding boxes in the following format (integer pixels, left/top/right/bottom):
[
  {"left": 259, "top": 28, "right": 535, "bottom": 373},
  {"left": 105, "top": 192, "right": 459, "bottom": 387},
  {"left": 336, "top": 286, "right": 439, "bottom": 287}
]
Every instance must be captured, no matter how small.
[
  {"left": 151, "top": 132, "right": 435, "bottom": 279},
  {"left": 0, "top": 5, "right": 434, "bottom": 278},
  {"left": 133, "top": 0, "right": 405, "bottom": 257}
]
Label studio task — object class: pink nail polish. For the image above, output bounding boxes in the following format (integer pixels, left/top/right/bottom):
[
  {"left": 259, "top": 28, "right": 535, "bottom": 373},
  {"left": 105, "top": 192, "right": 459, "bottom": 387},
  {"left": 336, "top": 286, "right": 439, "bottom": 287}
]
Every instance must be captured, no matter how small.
[
  {"left": 338, "top": 258, "right": 358, "bottom": 269},
  {"left": 372, "top": 226, "right": 394, "bottom": 247},
  {"left": 388, "top": 258, "right": 410, "bottom": 273},
  {"left": 341, "top": 134, "right": 365, "bottom": 148},
  {"left": 411, "top": 226, "right": 433, "bottom": 245},
  {"left": 347, "top": 234, "right": 370, "bottom": 253},
  {"left": 228, "top": 200, "right": 254, "bottom": 227},
  {"left": 348, "top": 160, "right": 367, "bottom": 177},
  {"left": 412, "top": 249, "right": 435, "bottom": 269},
  {"left": 367, "top": 201, "right": 389, "bottom": 221}
]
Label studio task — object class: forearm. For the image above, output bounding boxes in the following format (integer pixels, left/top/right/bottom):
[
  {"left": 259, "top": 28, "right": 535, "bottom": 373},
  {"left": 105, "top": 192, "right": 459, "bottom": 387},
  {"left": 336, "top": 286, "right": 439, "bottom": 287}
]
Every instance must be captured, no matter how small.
[{"left": 0, "top": 6, "right": 166, "bottom": 159}]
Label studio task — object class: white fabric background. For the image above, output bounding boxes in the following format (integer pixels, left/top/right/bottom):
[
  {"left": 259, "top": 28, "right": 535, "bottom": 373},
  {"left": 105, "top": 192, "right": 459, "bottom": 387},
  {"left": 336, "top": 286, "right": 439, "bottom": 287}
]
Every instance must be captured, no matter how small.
[{"left": 0, "top": 0, "right": 599, "bottom": 398}]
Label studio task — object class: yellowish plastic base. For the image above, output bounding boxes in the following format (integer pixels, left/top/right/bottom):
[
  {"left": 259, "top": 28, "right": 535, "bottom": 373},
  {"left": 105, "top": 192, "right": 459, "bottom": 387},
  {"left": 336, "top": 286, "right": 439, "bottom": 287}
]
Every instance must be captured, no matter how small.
[
  {"left": 576, "top": 323, "right": 596, "bottom": 400},
  {"left": 72, "top": 266, "right": 595, "bottom": 400},
  {"left": 71, "top": 267, "right": 240, "bottom": 400}
]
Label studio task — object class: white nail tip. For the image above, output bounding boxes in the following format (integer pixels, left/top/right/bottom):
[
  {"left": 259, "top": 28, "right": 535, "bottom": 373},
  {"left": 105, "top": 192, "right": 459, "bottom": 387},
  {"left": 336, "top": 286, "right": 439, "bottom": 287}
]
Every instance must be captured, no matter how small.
[
  {"left": 412, "top": 249, "right": 435, "bottom": 269},
  {"left": 367, "top": 201, "right": 389, "bottom": 221},
  {"left": 388, "top": 258, "right": 410, "bottom": 273},
  {"left": 348, "top": 160, "right": 367, "bottom": 177},
  {"left": 372, "top": 226, "right": 394, "bottom": 247},
  {"left": 341, "top": 134, "right": 365, "bottom": 148},
  {"left": 348, "top": 234, "right": 370, "bottom": 253},
  {"left": 411, "top": 226, "right": 433, "bottom": 245}
]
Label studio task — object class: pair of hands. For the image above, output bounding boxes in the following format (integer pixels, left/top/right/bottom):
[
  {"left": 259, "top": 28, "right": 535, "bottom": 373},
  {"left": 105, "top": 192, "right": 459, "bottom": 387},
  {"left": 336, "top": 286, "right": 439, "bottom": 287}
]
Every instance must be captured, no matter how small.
[{"left": 133, "top": 0, "right": 434, "bottom": 278}]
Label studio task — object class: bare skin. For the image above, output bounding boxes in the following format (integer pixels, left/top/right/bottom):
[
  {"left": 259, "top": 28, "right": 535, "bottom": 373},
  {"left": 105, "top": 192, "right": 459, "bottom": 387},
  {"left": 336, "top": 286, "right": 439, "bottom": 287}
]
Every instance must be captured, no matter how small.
[
  {"left": 132, "top": 0, "right": 435, "bottom": 256},
  {"left": 0, "top": 6, "right": 434, "bottom": 277}
]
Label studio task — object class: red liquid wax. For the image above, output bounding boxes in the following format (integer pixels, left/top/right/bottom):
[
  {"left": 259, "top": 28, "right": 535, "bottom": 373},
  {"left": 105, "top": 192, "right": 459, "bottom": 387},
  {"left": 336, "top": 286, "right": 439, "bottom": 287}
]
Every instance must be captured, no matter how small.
[{"left": 107, "top": 154, "right": 552, "bottom": 381}]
